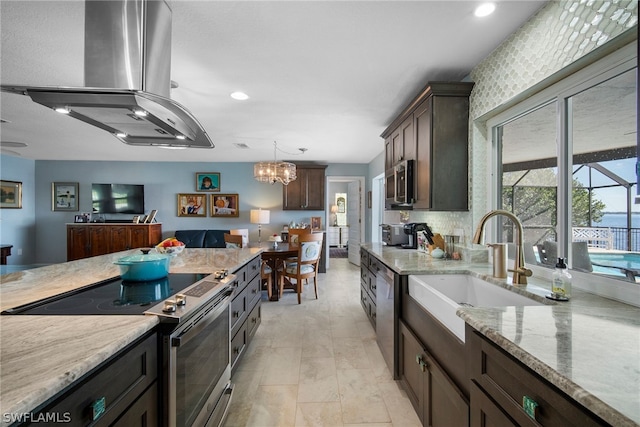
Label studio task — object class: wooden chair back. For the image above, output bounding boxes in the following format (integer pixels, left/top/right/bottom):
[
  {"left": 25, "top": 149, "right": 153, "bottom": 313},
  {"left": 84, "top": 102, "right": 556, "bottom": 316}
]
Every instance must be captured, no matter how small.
[
  {"left": 224, "top": 233, "right": 244, "bottom": 248},
  {"left": 288, "top": 227, "right": 312, "bottom": 246}
]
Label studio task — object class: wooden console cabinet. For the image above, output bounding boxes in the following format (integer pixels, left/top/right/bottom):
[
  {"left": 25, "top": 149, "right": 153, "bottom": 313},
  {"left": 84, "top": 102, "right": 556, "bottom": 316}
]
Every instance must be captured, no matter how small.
[{"left": 67, "top": 223, "right": 162, "bottom": 261}]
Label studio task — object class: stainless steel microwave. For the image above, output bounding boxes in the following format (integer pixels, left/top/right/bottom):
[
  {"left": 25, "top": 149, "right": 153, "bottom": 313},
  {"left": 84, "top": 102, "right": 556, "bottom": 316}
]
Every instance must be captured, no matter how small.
[{"left": 385, "top": 159, "right": 415, "bottom": 208}]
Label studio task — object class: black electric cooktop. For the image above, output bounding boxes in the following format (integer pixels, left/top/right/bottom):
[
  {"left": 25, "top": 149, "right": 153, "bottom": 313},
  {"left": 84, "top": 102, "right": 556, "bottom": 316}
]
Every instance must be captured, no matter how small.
[{"left": 1, "top": 273, "right": 209, "bottom": 316}]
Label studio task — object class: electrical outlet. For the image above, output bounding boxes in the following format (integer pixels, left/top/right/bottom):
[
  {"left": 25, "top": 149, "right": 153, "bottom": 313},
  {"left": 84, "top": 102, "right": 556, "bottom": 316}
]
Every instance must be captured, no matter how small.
[{"left": 17, "top": 248, "right": 23, "bottom": 255}]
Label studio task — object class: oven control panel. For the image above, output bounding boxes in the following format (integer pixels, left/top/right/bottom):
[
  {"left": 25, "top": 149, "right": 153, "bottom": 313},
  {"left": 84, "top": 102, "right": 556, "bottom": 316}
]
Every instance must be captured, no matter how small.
[{"left": 144, "top": 273, "right": 236, "bottom": 323}]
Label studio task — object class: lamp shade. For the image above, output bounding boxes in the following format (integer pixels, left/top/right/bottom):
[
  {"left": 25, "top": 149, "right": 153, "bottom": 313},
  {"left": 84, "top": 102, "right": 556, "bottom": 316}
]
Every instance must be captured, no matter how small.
[
  {"left": 331, "top": 205, "right": 339, "bottom": 214},
  {"left": 250, "top": 209, "right": 270, "bottom": 224}
]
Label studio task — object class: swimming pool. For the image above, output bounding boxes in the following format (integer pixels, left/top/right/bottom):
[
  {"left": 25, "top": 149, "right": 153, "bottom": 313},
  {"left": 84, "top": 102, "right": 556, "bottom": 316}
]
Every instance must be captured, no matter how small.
[{"left": 588, "top": 252, "right": 640, "bottom": 278}]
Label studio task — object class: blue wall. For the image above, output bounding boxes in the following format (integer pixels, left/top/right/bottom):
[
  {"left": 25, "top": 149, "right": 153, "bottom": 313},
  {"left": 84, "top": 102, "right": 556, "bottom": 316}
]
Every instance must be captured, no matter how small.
[
  {"left": 0, "top": 155, "right": 36, "bottom": 265},
  {"left": 0, "top": 155, "right": 370, "bottom": 264}
]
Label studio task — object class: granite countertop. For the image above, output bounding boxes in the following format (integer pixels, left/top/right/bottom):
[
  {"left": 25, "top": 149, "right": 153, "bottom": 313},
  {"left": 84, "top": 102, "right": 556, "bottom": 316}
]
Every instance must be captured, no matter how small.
[
  {"left": 0, "top": 247, "right": 262, "bottom": 424},
  {"left": 361, "top": 243, "right": 640, "bottom": 427}
]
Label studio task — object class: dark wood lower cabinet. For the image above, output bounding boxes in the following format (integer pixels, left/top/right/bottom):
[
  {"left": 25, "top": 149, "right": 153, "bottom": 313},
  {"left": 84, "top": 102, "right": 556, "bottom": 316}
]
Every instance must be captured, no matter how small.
[
  {"left": 34, "top": 332, "right": 159, "bottom": 427},
  {"left": 230, "top": 255, "right": 263, "bottom": 375},
  {"left": 399, "top": 321, "right": 469, "bottom": 427},
  {"left": 470, "top": 381, "right": 518, "bottom": 427},
  {"left": 466, "top": 324, "right": 609, "bottom": 427},
  {"left": 112, "top": 382, "right": 158, "bottom": 427}
]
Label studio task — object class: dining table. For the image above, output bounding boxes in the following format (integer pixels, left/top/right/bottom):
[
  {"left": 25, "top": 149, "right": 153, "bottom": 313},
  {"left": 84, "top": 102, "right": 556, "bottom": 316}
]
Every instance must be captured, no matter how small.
[{"left": 252, "top": 242, "right": 298, "bottom": 301}]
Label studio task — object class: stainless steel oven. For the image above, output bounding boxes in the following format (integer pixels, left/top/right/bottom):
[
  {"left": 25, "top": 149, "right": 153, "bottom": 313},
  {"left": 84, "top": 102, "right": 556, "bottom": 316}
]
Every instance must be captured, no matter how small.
[
  {"left": 3, "top": 271, "right": 236, "bottom": 427},
  {"left": 146, "top": 273, "right": 236, "bottom": 427}
]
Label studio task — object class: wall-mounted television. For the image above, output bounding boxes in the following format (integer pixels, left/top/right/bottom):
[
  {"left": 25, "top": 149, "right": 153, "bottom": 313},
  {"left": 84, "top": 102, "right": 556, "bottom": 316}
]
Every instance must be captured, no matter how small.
[{"left": 92, "top": 183, "right": 145, "bottom": 214}]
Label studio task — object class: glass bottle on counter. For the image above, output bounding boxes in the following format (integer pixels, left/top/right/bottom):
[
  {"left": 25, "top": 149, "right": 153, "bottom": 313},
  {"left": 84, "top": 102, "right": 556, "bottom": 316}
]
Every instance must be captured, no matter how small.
[{"left": 548, "top": 257, "right": 571, "bottom": 301}]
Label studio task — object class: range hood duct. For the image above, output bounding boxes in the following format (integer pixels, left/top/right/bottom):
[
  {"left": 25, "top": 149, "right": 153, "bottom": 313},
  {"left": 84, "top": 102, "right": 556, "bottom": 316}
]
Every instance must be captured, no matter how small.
[{"left": 1, "top": 0, "right": 213, "bottom": 149}]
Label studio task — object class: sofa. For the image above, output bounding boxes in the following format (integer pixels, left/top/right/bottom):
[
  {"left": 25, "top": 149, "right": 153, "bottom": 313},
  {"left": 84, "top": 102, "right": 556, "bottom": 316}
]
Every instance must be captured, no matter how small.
[{"left": 175, "top": 229, "right": 230, "bottom": 248}]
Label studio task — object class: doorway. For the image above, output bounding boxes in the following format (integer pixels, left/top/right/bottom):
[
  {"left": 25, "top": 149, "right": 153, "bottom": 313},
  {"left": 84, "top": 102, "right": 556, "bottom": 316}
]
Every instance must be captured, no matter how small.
[{"left": 325, "top": 176, "right": 365, "bottom": 268}]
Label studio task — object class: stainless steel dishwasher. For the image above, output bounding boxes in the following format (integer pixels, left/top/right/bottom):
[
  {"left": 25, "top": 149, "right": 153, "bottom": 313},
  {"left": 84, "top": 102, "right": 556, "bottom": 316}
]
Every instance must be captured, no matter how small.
[{"left": 374, "top": 260, "right": 396, "bottom": 378}]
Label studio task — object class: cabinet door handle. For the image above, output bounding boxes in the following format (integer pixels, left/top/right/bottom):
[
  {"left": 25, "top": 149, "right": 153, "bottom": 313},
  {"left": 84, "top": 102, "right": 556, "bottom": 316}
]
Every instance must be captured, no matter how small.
[
  {"left": 522, "top": 396, "right": 539, "bottom": 420},
  {"left": 416, "top": 354, "right": 428, "bottom": 372}
]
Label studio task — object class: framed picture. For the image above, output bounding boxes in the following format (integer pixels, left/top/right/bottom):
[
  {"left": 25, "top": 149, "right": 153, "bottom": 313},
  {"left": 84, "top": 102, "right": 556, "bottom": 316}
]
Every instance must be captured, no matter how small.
[
  {"left": 196, "top": 172, "right": 220, "bottom": 192},
  {"left": 144, "top": 209, "right": 158, "bottom": 223},
  {"left": 311, "top": 216, "right": 322, "bottom": 231},
  {"left": 211, "top": 194, "right": 239, "bottom": 217},
  {"left": 0, "top": 180, "right": 22, "bottom": 209},
  {"left": 177, "top": 194, "right": 207, "bottom": 217},
  {"left": 337, "top": 196, "right": 346, "bottom": 213},
  {"left": 52, "top": 182, "right": 79, "bottom": 211}
]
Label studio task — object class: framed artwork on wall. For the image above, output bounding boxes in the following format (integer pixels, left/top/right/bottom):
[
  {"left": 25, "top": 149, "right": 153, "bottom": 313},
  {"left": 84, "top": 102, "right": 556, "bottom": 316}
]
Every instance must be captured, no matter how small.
[
  {"left": 311, "top": 216, "right": 322, "bottom": 231},
  {"left": 0, "top": 180, "right": 22, "bottom": 209},
  {"left": 52, "top": 182, "right": 79, "bottom": 211},
  {"left": 177, "top": 194, "right": 207, "bottom": 217},
  {"left": 196, "top": 172, "right": 220, "bottom": 192},
  {"left": 211, "top": 194, "right": 239, "bottom": 217}
]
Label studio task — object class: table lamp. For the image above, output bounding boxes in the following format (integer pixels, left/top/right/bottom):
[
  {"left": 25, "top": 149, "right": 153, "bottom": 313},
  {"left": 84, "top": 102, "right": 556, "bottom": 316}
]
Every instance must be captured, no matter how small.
[
  {"left": 250, "top": 209, "right": 270, "bottom": 243},
  {"left": 331, "top": 205, "right": 339, "bottom": 226}
]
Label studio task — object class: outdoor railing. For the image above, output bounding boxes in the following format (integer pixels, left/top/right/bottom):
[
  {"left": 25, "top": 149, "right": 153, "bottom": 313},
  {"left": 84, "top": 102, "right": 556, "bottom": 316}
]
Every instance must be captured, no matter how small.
[{"left": 609, "top": 227, "right": 640, "bottom": 252}]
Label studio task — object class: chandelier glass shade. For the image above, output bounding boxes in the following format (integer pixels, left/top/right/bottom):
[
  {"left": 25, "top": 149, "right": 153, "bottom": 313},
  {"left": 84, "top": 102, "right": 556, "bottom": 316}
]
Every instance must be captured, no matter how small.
[{"left": 254, "top": 142, "right": 297, "bottom": 185}]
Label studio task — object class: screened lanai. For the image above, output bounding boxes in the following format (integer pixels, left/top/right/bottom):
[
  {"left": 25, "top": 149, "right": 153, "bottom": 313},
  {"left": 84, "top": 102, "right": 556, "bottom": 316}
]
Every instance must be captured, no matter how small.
[{"left": 496, "top": 65, "right": 638, "bottom": 283}]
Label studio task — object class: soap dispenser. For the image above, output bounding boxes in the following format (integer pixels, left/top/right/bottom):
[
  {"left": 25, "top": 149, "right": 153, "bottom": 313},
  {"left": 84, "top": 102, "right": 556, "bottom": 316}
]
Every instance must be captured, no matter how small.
[{"left": 548, "top": 257, "right": 571, "bottom": 301}]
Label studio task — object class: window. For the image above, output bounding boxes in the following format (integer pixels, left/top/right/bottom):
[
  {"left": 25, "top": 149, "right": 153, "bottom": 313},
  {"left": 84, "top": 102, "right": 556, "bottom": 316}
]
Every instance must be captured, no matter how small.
[{"left": 491, "top": 43, "right": 637, "bottom": 293}]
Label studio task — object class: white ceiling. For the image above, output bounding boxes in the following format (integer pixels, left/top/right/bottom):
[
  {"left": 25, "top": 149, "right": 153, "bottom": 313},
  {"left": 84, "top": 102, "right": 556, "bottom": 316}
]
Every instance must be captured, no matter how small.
[{"left": 0, "top": 0, "right": 548, "bottom": 163}]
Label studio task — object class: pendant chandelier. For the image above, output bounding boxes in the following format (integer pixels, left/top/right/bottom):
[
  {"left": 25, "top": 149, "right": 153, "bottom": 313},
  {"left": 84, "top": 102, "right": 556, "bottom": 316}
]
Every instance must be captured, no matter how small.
[{"left": 253, "top": 141, "right": 297, "bottom": 185}]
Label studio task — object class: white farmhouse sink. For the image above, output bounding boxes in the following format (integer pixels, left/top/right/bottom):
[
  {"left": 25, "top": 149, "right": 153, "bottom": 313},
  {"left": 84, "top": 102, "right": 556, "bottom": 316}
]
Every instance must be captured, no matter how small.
[{"left": 408, "top": 274, "right": 544, "bottom": 343}]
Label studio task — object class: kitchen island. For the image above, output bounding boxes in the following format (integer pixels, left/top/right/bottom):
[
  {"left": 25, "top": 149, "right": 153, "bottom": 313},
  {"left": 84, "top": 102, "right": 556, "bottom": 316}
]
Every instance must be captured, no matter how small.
[
  {"left": 362, "top": 243, "right": 640, "bottom": 427},
  {"left": 0, "top": 247, "right": 262, "bottom": 426}
]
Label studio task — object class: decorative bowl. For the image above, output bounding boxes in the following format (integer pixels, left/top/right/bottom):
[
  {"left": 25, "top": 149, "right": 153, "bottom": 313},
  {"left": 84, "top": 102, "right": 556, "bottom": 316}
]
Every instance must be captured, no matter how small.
[
  {"left": 155, "top": 244, "right": 185, "bottom": 255},
  {"left": 155, "top": 238, "right": 185, "bottom": 255}
]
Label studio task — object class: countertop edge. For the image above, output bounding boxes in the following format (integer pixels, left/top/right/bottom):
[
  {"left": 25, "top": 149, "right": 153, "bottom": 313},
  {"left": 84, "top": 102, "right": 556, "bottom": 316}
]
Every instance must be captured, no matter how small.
[
  {"left": 459, "top": 310, "right": 638, "bottom": 427},
  {"left": 0, "top": 315, "right": 159, "bottom": 423}
]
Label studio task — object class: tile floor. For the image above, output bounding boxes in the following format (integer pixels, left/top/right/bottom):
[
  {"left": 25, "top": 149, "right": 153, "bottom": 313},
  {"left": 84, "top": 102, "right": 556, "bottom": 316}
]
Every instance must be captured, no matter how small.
[{"left": 223, "top": 258, "right": 421, "bottom": 427}]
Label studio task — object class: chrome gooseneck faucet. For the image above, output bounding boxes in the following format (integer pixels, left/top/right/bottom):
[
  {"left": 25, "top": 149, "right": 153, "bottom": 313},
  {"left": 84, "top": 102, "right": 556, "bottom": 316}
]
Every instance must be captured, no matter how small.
[{"left": 473, "top": 210, "right": 533, "bottom": 285}]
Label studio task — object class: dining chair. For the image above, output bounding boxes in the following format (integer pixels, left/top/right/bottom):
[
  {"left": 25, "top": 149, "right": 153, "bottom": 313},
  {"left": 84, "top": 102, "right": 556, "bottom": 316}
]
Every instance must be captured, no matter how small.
[
  {"left": 223, "top": 233, "right": 244, "bottom": 248},
  {"left": 279, "top": 233, "right": 323, "bottom": 304},
  {"left": 261, "top": 260, "right": 273, "bottom": 299},
  {"left": 230, "top": 228, "right": 249, "bottom": 247},
  {"left": 288, "top": 227, "right": 311, "bottom": 246}
]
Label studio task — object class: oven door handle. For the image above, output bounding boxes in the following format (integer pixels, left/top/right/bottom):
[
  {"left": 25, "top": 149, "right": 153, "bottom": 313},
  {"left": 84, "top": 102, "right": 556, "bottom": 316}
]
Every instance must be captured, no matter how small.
[{"left": 171, "top": 288, "right": 233, "bottom": 348}]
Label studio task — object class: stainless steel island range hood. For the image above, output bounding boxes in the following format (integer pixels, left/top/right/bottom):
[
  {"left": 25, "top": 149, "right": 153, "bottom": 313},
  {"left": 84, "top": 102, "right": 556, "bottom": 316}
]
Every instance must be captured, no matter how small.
[{"left": 1, "top": 0, "right": 213, "bottom": 149}]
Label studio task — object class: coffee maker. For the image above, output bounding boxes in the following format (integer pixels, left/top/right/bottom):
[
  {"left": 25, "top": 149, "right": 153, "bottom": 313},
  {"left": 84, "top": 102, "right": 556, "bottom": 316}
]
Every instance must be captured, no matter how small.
[{"left": 402, "top": 223, "right": 434, "bottom": 249}]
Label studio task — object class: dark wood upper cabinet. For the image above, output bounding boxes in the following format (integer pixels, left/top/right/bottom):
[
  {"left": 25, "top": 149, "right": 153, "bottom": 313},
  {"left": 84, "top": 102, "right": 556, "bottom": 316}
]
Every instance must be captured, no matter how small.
[
  {"left": 282, "top": 164, "right": 327, "bottom": 210},
  {"left": 381, "top": 81, "right": 474, "bottom": 211}
]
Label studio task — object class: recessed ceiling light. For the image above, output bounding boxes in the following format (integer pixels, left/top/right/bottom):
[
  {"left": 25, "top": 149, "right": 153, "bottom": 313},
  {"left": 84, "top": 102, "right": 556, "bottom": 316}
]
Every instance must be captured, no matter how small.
[
  {"left": 115, "top": 132, "right": 127, "bottom": 138},
  {"left": 54, "top": 107, "right": 71, "bottom": 114},
  {"left": 475, "top": 3, "right": 496, "bottom": 17},
  {"left": 133, "top": 109, "right": 148, "bottom": 117},
  {"left": 230, "top": 92, "right": 249, "bottom": 101},
  {"left": 175, "top": 134, "right": 186, "bottom": 140}
]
